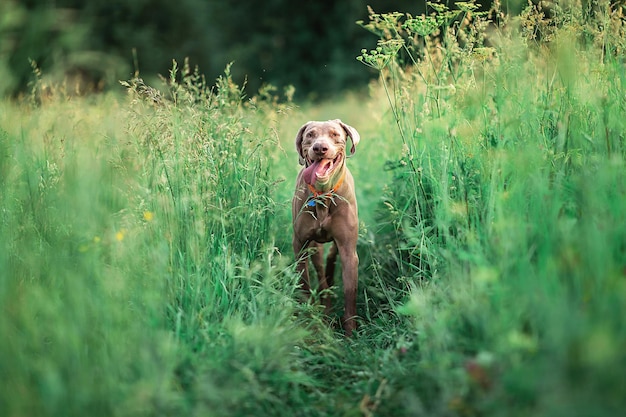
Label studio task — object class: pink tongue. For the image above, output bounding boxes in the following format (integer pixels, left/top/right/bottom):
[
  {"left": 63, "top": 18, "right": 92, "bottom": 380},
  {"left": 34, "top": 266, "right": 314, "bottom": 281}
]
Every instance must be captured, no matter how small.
[{"left": 303, "top": 160, "right": 327, "bottom": 185}]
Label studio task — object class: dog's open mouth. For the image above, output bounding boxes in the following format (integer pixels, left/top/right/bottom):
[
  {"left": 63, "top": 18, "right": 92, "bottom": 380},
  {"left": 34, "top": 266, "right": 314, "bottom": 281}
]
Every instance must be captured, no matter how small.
[{"left": 303, "top": 153, "right": 343, "bottom": 186}]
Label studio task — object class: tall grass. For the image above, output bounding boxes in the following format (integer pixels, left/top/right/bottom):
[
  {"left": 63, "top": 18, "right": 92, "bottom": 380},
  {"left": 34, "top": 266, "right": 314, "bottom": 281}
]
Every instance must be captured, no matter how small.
[
  {"left": 358, "top": 0, "right": 626, "bottom": 415},
  {"left": 0, "top": 63, "right": 327, "bottom": 416}
]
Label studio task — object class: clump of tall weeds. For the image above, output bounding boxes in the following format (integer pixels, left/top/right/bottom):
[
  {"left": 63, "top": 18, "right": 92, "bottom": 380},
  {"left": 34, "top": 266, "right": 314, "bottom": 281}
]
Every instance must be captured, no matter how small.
[{"left": 358, "top": 1, "right": 626, "bottom": 415}]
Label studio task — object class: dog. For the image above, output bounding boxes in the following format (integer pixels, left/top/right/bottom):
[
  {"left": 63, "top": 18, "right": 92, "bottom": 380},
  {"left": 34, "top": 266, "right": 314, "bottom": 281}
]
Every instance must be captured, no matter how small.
[{"left": 292, "top": 119, "right": 360, "bottom": 336}]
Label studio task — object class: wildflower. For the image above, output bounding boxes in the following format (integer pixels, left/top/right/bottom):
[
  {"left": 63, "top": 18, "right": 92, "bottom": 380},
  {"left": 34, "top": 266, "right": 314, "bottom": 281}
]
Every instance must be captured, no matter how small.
[
  {"left": 143, "top": 211, "right": 154, "bottom": 222},
  {"left": 115, "top": 229, "right": 126, "bottom": 242}
]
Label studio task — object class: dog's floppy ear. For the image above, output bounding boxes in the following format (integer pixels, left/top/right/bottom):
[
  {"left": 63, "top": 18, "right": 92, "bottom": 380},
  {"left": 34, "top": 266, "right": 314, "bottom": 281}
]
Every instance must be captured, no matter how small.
[
  {"left": 295, "top": 122, "right": 311, "bottom": 165},
  {"left": 336, "top": 120, "right": 360, "bottom": 157}
]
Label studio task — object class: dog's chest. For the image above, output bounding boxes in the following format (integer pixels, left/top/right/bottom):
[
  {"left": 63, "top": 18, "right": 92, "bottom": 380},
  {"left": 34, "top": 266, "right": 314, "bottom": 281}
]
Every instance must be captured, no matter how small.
[{"left": 300, "top": 203, "right": 335, "bottom": 243}]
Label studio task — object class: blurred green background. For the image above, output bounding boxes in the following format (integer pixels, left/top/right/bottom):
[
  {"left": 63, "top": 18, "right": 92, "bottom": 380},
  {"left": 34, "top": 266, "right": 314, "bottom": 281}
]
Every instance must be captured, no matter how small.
[{"left": 0, "top": 0, "right": 430, "bottom": 99}]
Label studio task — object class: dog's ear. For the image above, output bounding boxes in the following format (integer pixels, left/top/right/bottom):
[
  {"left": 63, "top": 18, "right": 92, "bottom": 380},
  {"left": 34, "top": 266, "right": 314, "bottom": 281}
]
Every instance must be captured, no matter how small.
[
  {"left": 295, "top": 122, "right": 311, "bottom": 165},
  {"left": 336, "top": 120, "right": 360, "bottom": 156}
]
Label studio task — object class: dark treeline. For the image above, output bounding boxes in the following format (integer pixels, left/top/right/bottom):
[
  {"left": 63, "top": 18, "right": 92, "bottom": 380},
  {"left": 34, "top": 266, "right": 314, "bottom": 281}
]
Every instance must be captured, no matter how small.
[
  {"left": 2, "top": 0, "right": 610, "bottom": 100},
  {"left": 1, "top": 0, "right": 433, "bottom": 99}
]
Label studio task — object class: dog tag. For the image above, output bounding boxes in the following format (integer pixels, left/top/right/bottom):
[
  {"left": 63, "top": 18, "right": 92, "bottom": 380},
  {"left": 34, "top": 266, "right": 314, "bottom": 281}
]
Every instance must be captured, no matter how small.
[{"left": 307, "top": 200, "right": 315, "bottom": 207}]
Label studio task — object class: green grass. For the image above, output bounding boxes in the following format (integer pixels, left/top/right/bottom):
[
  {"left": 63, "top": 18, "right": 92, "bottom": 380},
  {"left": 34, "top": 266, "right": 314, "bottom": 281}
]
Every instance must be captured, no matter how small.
[{"left": 1, "top": 2, "right": 626, "bottom": 416}]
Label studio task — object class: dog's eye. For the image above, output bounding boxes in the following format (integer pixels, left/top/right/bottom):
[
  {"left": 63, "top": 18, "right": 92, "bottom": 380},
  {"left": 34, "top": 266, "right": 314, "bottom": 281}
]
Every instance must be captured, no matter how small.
[{"left": 330, "top": 131, "right": 339, "bottom": 139}]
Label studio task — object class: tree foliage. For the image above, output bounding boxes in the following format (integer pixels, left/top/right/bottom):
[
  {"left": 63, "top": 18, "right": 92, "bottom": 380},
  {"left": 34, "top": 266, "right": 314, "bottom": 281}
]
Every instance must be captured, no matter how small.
[{"left": 0, "top": 0, "right": 423, "bottom": 99}]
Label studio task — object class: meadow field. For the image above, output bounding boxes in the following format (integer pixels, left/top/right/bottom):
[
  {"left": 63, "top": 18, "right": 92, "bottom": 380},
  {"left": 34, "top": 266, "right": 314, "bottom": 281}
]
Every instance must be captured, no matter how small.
[{"left": 1, "top": 2, "right": 625, "bottom": 416}]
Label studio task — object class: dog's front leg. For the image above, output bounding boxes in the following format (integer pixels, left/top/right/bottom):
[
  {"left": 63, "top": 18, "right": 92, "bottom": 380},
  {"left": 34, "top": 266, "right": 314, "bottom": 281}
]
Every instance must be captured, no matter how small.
[
  {"left": 294, "top": 240, "right": 311, "bottom": 297},
  {"left": 337, "top": 243, "right": 359, "bottom": 336}
]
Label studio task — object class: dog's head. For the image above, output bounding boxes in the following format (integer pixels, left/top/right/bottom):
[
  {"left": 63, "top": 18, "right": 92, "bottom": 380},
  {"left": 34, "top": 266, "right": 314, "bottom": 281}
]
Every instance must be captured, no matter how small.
[{"left": 295, "top": 119, "right": 360, "bottom": 187}]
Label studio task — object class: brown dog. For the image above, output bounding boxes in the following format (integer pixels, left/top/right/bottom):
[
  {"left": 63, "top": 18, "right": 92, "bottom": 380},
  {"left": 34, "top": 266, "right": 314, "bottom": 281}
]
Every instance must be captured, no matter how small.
[{"left": 292, "top": 119, "right": 360, "bottom": 336}]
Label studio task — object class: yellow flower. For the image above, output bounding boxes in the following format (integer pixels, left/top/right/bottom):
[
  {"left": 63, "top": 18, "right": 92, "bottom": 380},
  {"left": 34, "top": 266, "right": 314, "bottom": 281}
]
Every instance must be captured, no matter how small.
[
  {"left": 115, "top": 229, "right": 126, "bottom": 242},
  {"left": 143, "top": 211, "right": 154, "bottom": 222}
]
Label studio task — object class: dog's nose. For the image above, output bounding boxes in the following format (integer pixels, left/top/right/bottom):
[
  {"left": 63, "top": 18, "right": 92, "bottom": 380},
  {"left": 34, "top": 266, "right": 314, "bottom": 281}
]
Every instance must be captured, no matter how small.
[{"left": 313, "top": 143, "right": 328, "bottom": 155}]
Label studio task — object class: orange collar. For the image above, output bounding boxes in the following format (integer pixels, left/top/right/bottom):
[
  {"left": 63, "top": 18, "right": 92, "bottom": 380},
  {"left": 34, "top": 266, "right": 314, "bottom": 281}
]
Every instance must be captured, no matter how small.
[{"left": 307, "top": 168, "right": 346, "bottom": 198}]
